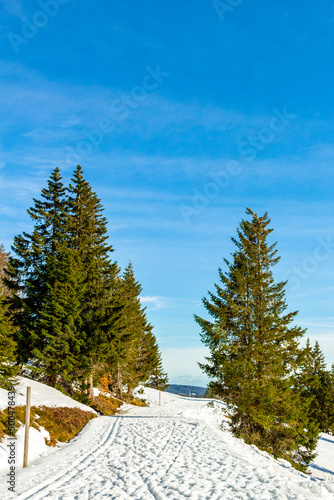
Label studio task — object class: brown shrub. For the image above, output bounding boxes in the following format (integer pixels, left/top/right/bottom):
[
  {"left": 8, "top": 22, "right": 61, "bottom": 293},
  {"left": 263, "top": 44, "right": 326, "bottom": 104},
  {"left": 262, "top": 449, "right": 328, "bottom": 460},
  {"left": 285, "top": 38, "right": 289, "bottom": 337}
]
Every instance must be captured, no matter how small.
[{"left": 0, "top": 405, "right": 96, "bottom": 446}]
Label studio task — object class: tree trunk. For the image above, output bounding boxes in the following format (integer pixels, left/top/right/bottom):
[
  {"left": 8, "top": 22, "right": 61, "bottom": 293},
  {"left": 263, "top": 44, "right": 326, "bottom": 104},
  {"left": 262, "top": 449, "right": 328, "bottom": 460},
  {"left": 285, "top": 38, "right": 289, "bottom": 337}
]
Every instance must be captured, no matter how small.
[
  {"left": 116, "top": 364, "right": 123, "bottom": 398},
  {"left": 88, "top": 374, "right": 94, "bottom": 400},
  {"left": 127, "top": 386, "right": 133, "bottom": 398}
]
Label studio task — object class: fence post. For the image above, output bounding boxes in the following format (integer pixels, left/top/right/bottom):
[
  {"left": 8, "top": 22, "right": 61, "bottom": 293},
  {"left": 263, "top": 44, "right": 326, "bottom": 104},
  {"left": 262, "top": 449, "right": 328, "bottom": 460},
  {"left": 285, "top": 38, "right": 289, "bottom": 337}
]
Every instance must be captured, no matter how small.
[
  {"left": 159, "top": 391, "right": 161, "bottom": 406},
  {"left": 23, "top": 386, "right": 31, "bottom": 468}
]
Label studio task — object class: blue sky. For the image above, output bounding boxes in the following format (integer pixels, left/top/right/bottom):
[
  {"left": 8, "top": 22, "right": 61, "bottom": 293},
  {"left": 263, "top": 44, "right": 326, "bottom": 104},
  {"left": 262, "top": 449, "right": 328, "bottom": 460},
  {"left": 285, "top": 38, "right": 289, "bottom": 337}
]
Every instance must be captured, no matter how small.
[{"left": 1, "top": 1, "right": 334, "bottom": 385}]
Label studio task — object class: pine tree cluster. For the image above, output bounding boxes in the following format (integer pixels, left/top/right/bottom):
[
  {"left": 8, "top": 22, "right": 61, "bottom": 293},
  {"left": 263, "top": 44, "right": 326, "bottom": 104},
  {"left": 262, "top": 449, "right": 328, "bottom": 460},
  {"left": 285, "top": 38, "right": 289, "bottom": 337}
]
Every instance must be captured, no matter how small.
[
  {"left": 1, "top": 166, "right": 168, "bottom": 397},
  {"left": 196, "top": 208, "right": 334, "bottom": 471}
]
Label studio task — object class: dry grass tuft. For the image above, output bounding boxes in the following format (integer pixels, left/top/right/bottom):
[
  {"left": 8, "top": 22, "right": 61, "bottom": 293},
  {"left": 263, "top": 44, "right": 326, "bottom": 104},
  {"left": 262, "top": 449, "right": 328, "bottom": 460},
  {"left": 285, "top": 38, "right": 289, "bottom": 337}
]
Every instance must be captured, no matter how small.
[
  {"left": 89, "top": 394, "right": 122, "bottom": 415},
  {"left": 0, "top": 405, "right": 96, "bottom": 446}
]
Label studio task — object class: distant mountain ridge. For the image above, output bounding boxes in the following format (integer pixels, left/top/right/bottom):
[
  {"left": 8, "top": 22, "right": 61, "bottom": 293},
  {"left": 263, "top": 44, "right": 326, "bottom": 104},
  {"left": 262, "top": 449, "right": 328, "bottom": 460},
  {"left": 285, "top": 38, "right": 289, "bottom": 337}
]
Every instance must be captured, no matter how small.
[{"left": 166, "top": 384, "right": 207, "bottom": 397}]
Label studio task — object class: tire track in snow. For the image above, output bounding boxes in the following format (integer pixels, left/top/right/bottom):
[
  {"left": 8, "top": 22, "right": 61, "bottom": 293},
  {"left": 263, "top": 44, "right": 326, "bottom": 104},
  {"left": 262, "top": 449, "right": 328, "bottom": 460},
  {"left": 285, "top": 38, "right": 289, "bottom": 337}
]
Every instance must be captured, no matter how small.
[
  {"left": 95, "top": 417, "right": 181, "bottom": 499},
  {"left": 88, "top": 417, "right": 196, "bottom": 500},
  {"left": 128, "top": 418, "right": 199, "bottom": 497},
  {"left": 74, "top": 416, "right": 162, "bottom": 500},
  {"left": 7, "top": 413, "right": 332, "bottom": 499},
  {"left": 16, "top": 417, "right": 121, "bottom": 500}
]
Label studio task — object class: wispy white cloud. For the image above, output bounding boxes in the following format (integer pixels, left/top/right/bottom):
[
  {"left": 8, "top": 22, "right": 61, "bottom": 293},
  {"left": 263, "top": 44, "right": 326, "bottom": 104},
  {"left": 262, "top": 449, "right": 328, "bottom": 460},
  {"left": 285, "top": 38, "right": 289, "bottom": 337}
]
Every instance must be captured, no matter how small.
[
  {"left": 298, "top": 321, "right": 334, "bottom": 328},
  {"left": 140, "top": 295, "right": 199, "bottom": 311},
  {"left": 140, "top": 296, "right": 165, "bottom": 311},
  {"left": 3, "top": 62, "right": 332, "bottom": 171}
]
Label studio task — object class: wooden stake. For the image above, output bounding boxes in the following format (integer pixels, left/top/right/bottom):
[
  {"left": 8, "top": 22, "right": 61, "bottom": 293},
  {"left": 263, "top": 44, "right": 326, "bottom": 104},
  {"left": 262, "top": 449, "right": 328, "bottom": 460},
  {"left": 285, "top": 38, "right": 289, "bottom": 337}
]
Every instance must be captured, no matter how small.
[{"left": 23, "top": 386, "right": 31, "bottom": 468}]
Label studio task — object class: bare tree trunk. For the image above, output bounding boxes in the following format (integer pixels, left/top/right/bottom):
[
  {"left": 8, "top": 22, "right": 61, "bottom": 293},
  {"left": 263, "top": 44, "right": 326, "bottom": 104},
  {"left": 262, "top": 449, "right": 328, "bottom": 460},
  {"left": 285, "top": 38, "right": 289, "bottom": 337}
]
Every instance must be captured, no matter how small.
[
  {"left": 88, "top": 374, "right": 94, "bottom": 400},
  {"left": 116, "top": 364, "right": 122, "bottom": 398},
  {"left": 127, "top": 386, "right": 133, "bottom": 398},
  {"left": 62, "top": 379, "right": 73, "bottom": 395}
]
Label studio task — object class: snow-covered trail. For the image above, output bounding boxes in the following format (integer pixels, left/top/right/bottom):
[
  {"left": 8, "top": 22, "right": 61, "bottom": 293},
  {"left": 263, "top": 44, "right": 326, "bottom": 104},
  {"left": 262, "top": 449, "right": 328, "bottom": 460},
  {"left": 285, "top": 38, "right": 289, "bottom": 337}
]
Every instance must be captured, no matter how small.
[
  {"left": 3, "top": 412, "right": 333, "bottom": 500},
  {"left": 1, "top": 386, "right": 334, "bottom": 500}
]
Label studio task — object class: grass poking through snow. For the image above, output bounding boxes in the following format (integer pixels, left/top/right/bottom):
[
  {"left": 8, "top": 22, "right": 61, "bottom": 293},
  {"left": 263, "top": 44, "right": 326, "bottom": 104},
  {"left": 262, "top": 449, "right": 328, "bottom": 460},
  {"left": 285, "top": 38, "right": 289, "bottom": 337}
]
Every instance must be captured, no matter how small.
[{"left": 0, "top": 406, "right": 96, "bottom": 446}]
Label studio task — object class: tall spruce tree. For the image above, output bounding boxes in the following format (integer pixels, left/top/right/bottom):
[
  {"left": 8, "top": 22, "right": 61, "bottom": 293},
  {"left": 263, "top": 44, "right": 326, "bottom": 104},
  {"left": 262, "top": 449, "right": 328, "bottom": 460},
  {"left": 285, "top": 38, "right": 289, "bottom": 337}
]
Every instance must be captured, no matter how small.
[
  {"left": 145, "top": 332, "right": 169, "bottom": 391},
  {"left": 0, "top": 245, "right": 9, "bottom": 296},
  {"left": 0, "top": 295, "right": 18, "bottom": 389},
  {"left": 5, "top": 167, "right": 67, "bottom": 367},
  {"left": 67, "top": 166, "right": 117, "bottom": 391},
  {"left": 195, "top": 208, "right": 318, "bottom": 471},
  {"left": 101, "top": 262, "right": 147, "bottom": 397},
  {"left": 0, "top": 245, "right": 18, "bottom": 388},
  {"left": 131, "top": 323, "right": 169, "bottom": 392}
]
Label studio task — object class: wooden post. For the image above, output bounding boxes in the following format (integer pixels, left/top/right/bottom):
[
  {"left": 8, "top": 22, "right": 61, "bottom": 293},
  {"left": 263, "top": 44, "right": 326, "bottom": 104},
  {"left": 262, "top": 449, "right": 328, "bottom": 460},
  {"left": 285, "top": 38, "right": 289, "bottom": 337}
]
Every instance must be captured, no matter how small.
[
  {"left": 23, "top": 386, "right": 31, "bottom": 468},
  {"left": 159, "top": 391, "right": 161, "bottom": 406}
]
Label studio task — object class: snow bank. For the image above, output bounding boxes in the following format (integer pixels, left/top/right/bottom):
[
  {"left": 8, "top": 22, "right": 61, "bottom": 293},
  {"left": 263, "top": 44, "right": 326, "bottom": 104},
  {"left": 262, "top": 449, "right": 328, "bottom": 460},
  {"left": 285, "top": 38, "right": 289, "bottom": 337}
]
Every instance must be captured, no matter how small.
[
  {"left": 0, "top": 377, "right": 96, "bottom": 475},
  {"left": 0, "top": 425, "right": 51, "bottom": 476},
  {"left": 0, "top": 377, "right": 96, "bottom": 413}
]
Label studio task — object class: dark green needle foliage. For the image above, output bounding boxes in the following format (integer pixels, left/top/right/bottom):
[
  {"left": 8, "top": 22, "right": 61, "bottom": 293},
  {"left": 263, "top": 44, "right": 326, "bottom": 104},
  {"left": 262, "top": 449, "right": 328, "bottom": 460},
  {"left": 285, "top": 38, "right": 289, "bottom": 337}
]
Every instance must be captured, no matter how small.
[
  {"left": 195, "top": 208, "right": 318, "bottom": 471},
  {"left": 5, "top": 167, "right": 67, "bottom": 366},
  {"left": 0, "top": 244, "right": 18, "bottom": 388},
  {"left": 3, "top": 165, "right": 167, "bottom": 398},
  {"left": 136, "top": 323, "right": 169, "bottom": 391},
  {"left": 0, "top": 294, "right": 19, "bottom": 389},
  {"left": 67, "top": 166, "right": 118, "bottom": 384},
  {"left": 295, "top": 340, "right": 334, "bottom": 434},
  {"left": 102, "top": 263, "right": 147, "bottom": 397}
]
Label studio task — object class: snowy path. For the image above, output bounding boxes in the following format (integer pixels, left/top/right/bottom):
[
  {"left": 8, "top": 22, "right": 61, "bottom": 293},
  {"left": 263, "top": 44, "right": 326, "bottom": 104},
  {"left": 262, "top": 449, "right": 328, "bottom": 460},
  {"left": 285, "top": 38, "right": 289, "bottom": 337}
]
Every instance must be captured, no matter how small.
[
  {"left": 1, "top": 386, "right": 334, "bottom": 500},
  {"left": 3, "top": 411, "right": 334, "bottom": 500}
]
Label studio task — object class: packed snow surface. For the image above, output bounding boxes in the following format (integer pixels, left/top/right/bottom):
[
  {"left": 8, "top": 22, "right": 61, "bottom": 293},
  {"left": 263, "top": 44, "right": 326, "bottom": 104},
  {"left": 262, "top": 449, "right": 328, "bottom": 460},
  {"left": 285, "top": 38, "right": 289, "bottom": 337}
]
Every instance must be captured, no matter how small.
[
  {"left": 0, "top": 377, "right": 96, "bottom": 477},
  {"left": 0, "top": 377, "right": 97, "bottom": 413},
  {"left": 1, "top": 384, "right": 334, "bottom": 499}
]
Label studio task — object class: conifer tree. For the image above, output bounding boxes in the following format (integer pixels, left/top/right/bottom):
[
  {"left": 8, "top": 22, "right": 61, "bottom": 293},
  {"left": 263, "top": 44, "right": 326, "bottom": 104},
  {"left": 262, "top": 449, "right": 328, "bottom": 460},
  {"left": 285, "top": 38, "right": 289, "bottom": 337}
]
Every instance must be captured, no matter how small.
[
  {"left": 102, "top": 263, "right": 147, "bottom": 397},
  {"left": 31, "top": 249, "right": 83, "bottom": 389},
  {"left": 325, "top": 365, "right": 334, "bottom": 434},
  {"left": 131, "top": 323, "right": 169, "bottom": 392},
  {"left": 296, "top": 340, "right": 334, "bottom": 433},
  {"left": 195, "top": 208, "right": 318, "bottom": 471},
  {"left": 0, "top": 244, "right": 6, "bottom": 271},
  {"left": 5, "top": 167, "right": 67, "bottom": 365},
  {"left": 145, "top": 339, "right": 169, "bottom": 391},
  {"left": 0, "top": 294, "right": 18, "bottom": 389},
  {"left": 0, "top": 245, "right": 9, "bottom": 296},
  {"left": 67, "top": 166, "right": 117, "bottom": 390}
]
